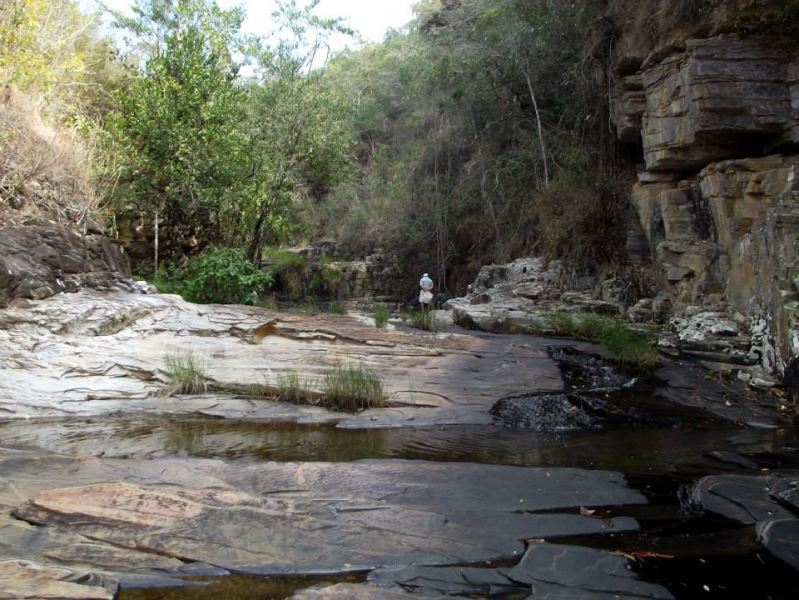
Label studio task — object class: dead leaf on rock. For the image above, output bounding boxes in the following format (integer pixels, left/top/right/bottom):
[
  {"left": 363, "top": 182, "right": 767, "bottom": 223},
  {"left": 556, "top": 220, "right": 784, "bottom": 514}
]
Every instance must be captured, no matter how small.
[
  {"left": 253, "top": 320, "right": 279, "bottom": 343},
  {"left": 625, "top": 550, "right": 675, "bottom": 560},
  {"left": 579, "top": 506, "right": 597, "bottom": 516}
]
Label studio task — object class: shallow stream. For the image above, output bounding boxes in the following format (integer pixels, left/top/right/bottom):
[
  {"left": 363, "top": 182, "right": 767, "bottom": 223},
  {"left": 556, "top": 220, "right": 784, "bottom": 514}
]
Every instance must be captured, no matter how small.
[{"left": 1, "top": 410, "right": 797, "bottom": 599}]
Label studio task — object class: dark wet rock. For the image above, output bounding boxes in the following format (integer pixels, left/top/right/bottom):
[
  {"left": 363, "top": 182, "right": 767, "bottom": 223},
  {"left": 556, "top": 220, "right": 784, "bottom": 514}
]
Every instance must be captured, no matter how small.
[
  {"left": 548, "top": 346, "right": 633, "bottom": 391},
  {"left": 369, "top": 543, "right": 674, "bottom": 599},
  {"left": 490, "top": 346, "right": 641, "bottom": 431},
  {"left": 490, "top": 393, "right": 600, "bottom": 431},
  {"left": 691, "top": 475, "right": 796, "bottom": 524},
  {"left": 770, "top": 477, "right": 799, "bottom": 512},
  {"left": 2, "top": 454, "right": 646, "bottom": 578},
  {"left": 0, "top": 560, "right": 118, "bottom": 599},
  {"left": 654, "top": 362, "right": 782, "bottom": 427},
  {"left": 756, "top": 519, "right": 799, "bottom": 572},
  {"left": 705, "top": 451, "right": 759, "bottom": 471},
  {"left": 0, "top": 225, "right": 132, "bottom": 302},
  {"left": 290, "top": 583, "right": 447, "bottom": 599}
]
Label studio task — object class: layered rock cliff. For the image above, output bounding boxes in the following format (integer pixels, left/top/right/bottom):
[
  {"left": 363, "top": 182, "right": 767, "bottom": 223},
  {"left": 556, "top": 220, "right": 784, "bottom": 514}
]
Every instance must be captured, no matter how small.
[{"left": 608, "top": 0, "right": 799, "bottom": 374}]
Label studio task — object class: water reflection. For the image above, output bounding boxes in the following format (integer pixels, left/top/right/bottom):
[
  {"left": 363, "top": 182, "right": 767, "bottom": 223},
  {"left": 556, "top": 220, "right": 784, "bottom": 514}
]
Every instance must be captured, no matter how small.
[{"left": 0, "top": 417, "right": 792, "bottom": 476}]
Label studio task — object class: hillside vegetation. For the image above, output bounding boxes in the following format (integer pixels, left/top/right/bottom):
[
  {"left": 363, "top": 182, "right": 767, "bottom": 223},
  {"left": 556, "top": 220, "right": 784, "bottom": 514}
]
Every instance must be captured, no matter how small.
[{"left": 1, "top": 0, "right": 629, "bottom": 297}]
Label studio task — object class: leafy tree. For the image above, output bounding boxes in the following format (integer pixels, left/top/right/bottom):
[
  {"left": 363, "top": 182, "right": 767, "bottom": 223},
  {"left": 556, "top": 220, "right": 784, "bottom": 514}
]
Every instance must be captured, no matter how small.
[
  {"left": 315, "top": 0, "right": 616, "bottom": 290},
  {"left": 109, "top": 0, "right": 355, "bottom": 267},
  {"left": 242, "top": 0, "right": 355, "bottom": 264},
  {"left": 109, "top": 0, "right": 250, "bottom": 252}
]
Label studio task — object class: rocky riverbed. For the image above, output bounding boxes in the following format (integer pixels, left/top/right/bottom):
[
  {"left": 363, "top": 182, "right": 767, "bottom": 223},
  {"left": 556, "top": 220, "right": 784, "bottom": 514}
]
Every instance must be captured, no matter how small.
[{"left": 0, "top": 288, "right": 798, "bottom": 599}]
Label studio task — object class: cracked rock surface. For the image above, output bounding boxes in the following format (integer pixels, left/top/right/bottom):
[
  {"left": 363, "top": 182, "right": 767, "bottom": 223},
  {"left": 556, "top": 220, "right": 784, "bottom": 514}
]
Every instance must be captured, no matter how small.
[
  {"left": 0, "top": 452, "right": 644, "bottom": 584},
  {"left": 0, "top": 289, "right": 572, "bottom": 427}
]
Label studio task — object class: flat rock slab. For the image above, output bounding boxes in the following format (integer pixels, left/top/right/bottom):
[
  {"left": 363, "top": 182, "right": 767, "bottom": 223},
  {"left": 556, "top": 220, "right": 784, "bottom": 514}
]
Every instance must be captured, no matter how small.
[
  {"left": 290, "top": 583, "right": 448, "bottom": 599},
  {"left": 0, "top": 289, "right": 567, "bottom": 427},
  {"left": 369, "top": 543, "right": 674, "bottom": 599},
  {"left": 770, "top": 476, "right": 799, "bottom": 512},
  {"left": 0, "top": 560, "right": 117, "bottom": 600},
  {"left": 2, "top": 452, "right": 645, "bottom": 578},
  {"left": 692, "top": 475, "right": 796, "bottom": 524},
  {"left": 756, "top": 519, "right": 799, "bottom": 572}
]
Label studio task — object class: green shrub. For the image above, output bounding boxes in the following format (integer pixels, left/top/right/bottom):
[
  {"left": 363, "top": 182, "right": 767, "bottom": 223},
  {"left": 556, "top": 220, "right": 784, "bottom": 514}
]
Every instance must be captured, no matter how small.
[
  {"left": 163, "top": 351, "right": 208, "bottom": 395},
  {"left": 322, "top": 364, "right": 386, "bottom": 411},
  {"left": 372, "top": 305, "right": 390, "bottom": 328},
  {"left": 180, "top": 248, "right": 272, "bottom": 305}
]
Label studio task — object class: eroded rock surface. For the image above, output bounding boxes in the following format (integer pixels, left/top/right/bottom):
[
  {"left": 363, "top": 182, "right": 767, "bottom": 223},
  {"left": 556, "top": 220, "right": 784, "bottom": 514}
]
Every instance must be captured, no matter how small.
[
  {"left": 0, "top": 288, "right": 566, "bottom": 426},
  {"left": 638, "top": 38, "right": 798, "bottom": 172},
  {"left": 0, "top": 452, "right": 644, "bottom": 582},
  {"left": 0, "top": 225, "right": 133, "bottom": 302},
  {"left": 369, "top": 543, "right": 674, "bottom": 599},
  {"left": 0, "top": 560, "right": 117, "bottom": 600},
  {"left": 447, "top": 257, "right": 618, "bottom": 335},
  {"left": 691, "top": 474, "right": 796, "bottom": 525},
  {"left": 757, "top": 519, "right": 799, "bottom": 572},
  {"left": 608, "top": 8, "right": 799, "bottom": 374},
  {"left": 290, "top": 583, "right": 446, "bottom": 599}
]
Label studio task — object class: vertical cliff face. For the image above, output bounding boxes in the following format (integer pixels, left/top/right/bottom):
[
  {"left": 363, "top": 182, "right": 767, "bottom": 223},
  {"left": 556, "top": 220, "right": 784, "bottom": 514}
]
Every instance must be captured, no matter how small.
[{"left": 608, "top": 0, "right": 799, "bottom": 372}]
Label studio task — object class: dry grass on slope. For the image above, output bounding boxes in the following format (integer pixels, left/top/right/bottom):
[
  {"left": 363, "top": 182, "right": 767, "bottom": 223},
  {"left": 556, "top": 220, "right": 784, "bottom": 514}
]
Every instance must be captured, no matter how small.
[{"left": 0, "top": 88, "right": 101, "bottom": 230}]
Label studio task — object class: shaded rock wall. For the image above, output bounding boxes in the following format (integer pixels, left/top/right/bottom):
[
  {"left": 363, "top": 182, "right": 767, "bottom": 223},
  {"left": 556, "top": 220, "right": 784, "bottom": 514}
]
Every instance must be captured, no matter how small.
[
  {"left": 275, "top": 245, "right": 401, "bottom": 302},
  {"left": 609, "top": 1, "right": 799, "bottom": 372},
  {"left": 0, "top": 225, "right": 133, "bottom": 302}
]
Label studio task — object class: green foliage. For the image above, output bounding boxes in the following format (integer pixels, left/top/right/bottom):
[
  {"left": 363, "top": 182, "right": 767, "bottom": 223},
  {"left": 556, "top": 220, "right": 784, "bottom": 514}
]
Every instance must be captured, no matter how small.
[
  {"left": 262, "top": 247, "right": 308, "bottom": 272},
  {"left": 180, "top": 247, "right": 273, "bottom": 305},
  {"left": 314, "top": 0, "right": 615, "bottom": 288},
  {"left": 163, "top": 351, "right": 208, "bottom": 395},
  {"left": 372, "top": 305, "right": 390, "bottom": 328},
  {"left": 109, "top": 0, "right": 250, "bottom": 244},
  {"left": 241, "top": 1, "right": 356, "bottom": 262},
  {"left": 321, "top": 265, "right": 343, "bottom": 286},
  {"left": 322, "top": 363, "right": 386, "bottom": 411},
  {"left": 0, "top": 0, "right": 97, "bottom": 102},
  {"left": 108, "top": 0, "right": 355, "bottom": 263},
  {"left": 543, "top": 312, "right": 658, "bottom": 373}
]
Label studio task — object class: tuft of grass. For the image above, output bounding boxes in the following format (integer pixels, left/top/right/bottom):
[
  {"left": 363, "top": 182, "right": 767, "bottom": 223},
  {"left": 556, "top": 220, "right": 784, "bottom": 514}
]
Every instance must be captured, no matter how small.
[
  {"left": 546, "top": 311, "right": 578, "bottom": 336},
  {"left": 596, "top": 321, "right": 659, "bottom": 373},
  {"left": 330, "top": 301, "right": 348, "bottom": 315},
  {"left": 372, "top": 304, "right": 390, "bottom": 328},
  {"left": 276, "top": 370, "right": 318, "bottom": 404},
  {"left": 322, "top": 364, "right": 386, "bottom": 411},
  {"left": 409, "top": 308, "right": 435, "bottom": 331},
  {"left": 163, "top": 352, "right": 208, "bottom": 395},
  {"left": 543, "top": 312, "right": 658, "bottom": 373}
]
